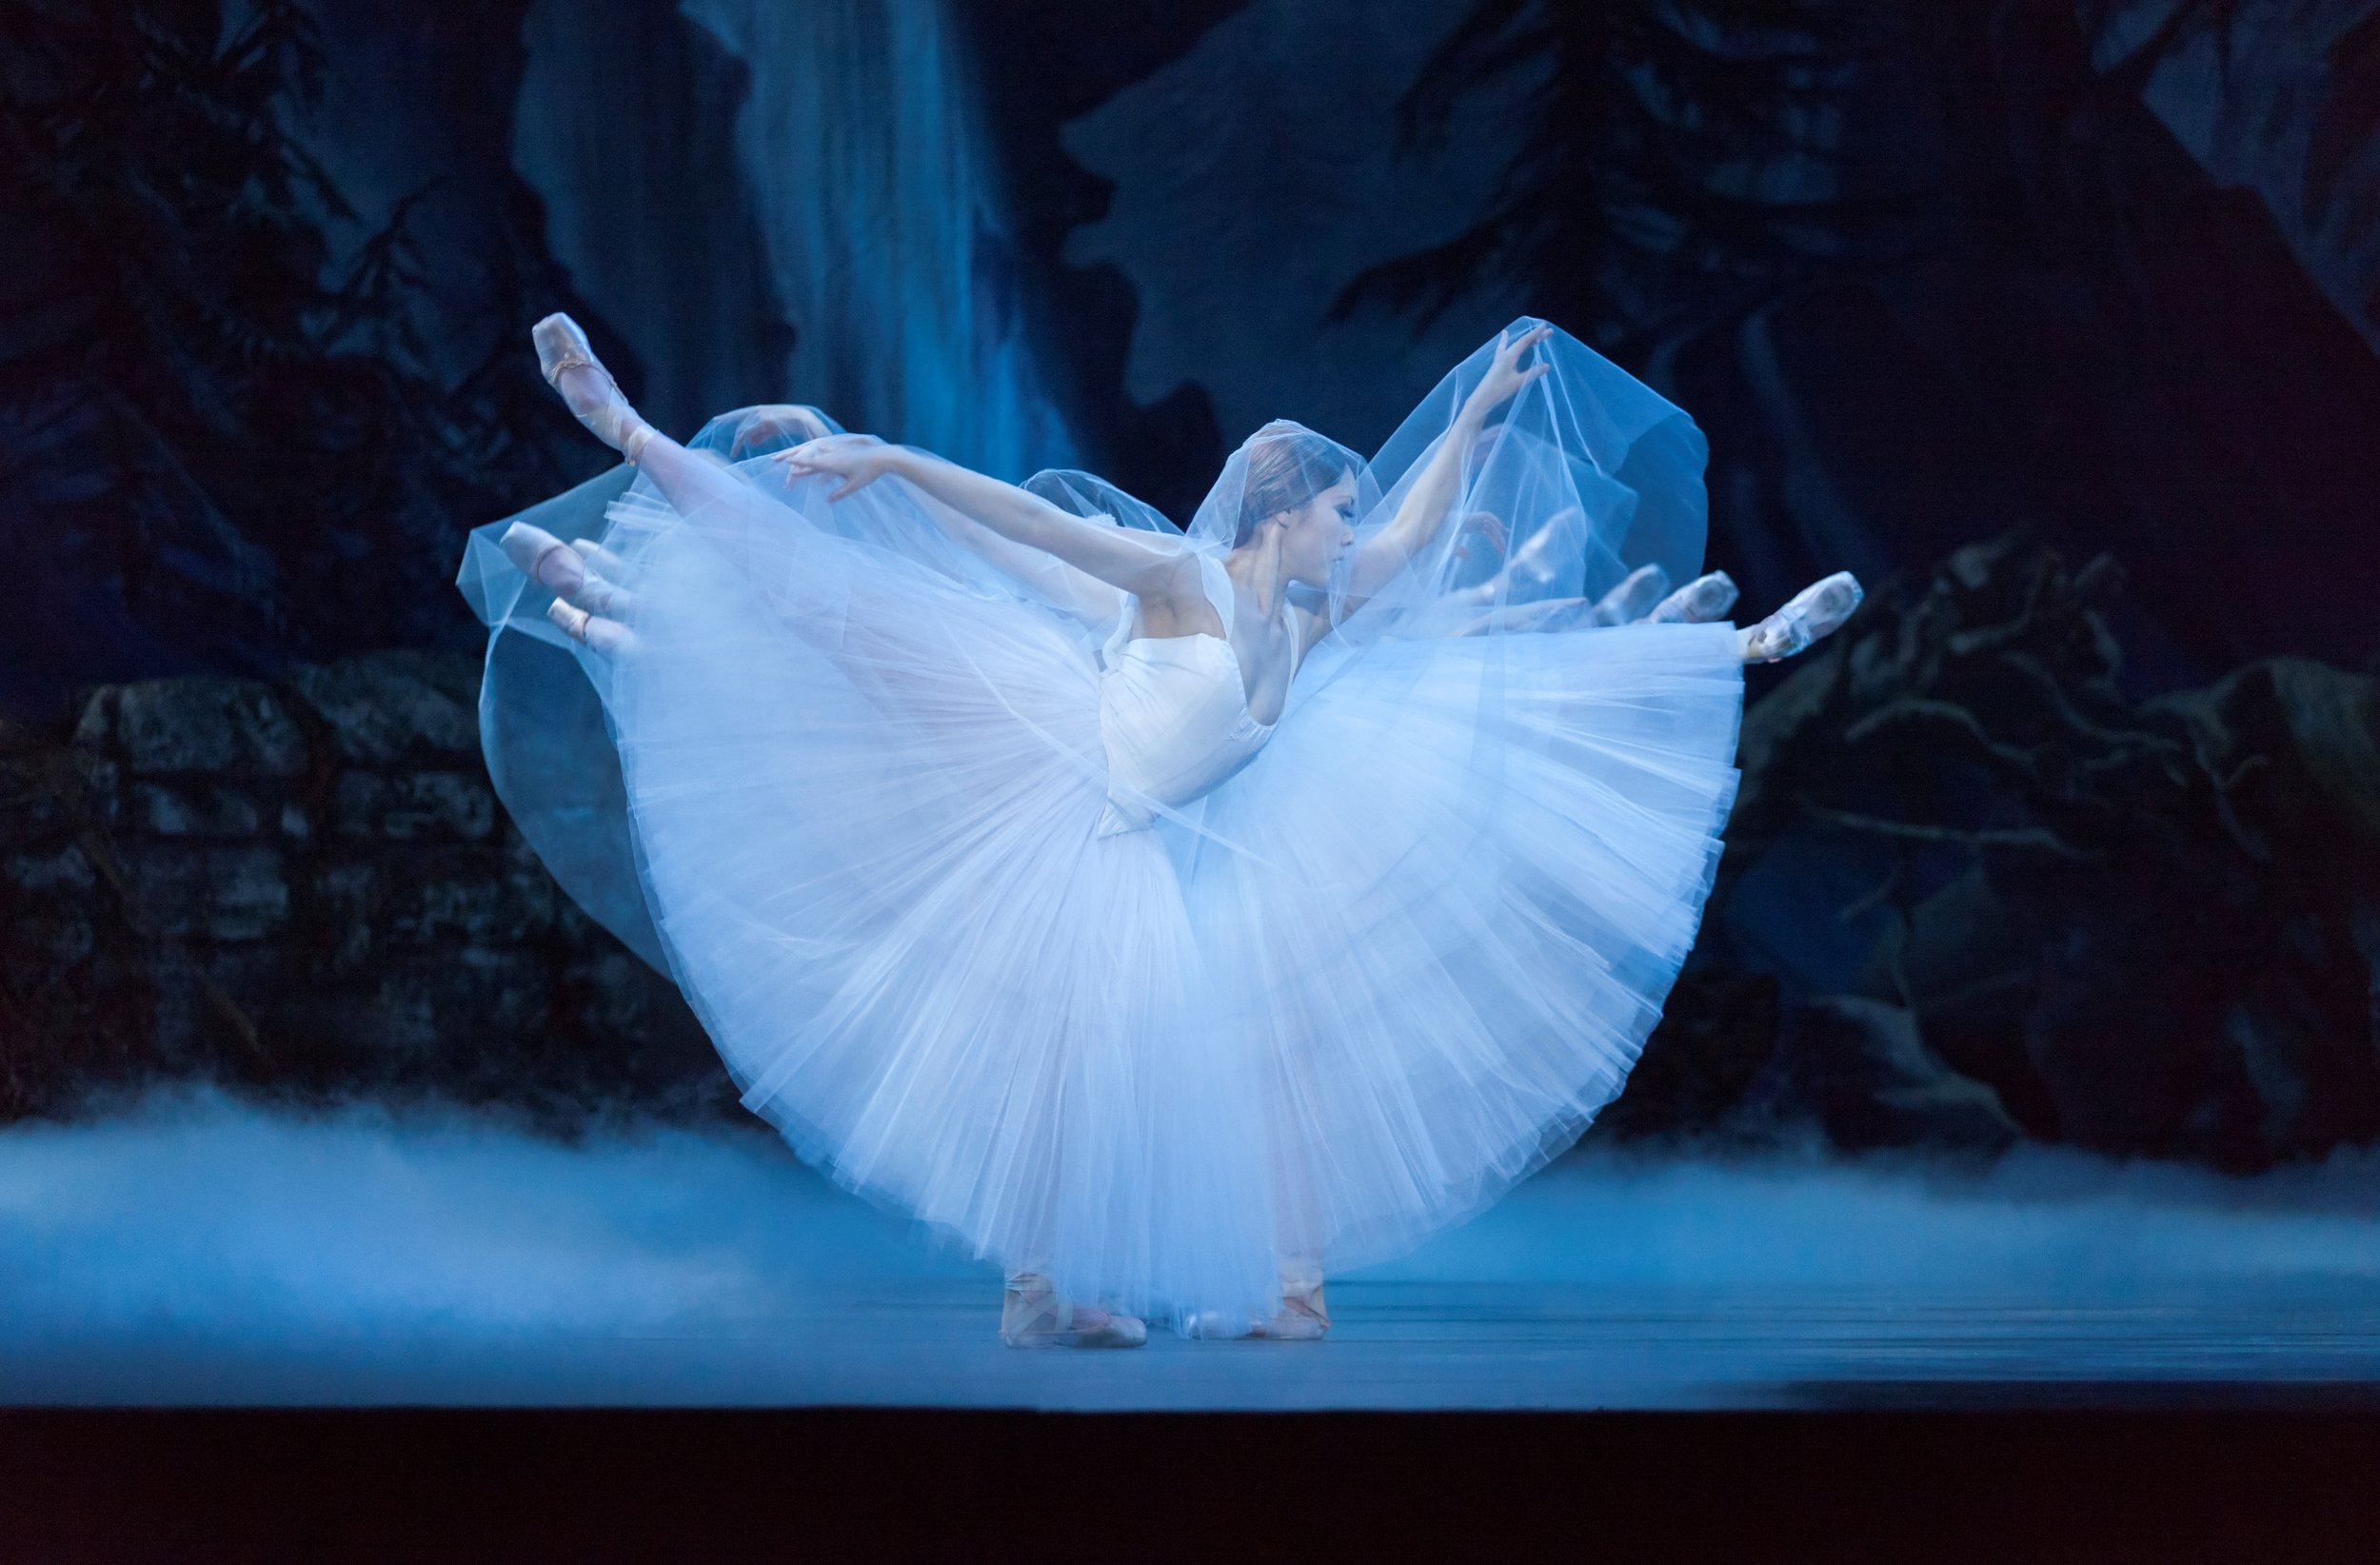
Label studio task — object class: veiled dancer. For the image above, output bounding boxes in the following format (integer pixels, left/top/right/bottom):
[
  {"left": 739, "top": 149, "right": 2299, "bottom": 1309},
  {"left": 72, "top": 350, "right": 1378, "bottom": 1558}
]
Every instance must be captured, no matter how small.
[{"left": 460, "top": 316, "right": 1859, "bottom": 1346}]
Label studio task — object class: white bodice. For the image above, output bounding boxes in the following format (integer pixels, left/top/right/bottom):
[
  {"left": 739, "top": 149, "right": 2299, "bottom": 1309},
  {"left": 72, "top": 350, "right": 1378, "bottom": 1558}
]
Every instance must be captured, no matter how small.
[{"left": 1095, "top": 555, "right": 1287, "bottom": 836}]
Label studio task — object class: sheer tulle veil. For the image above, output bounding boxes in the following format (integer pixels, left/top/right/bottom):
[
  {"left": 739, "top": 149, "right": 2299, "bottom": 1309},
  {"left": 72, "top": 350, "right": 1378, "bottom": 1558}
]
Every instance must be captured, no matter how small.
[
  {"left": 1339, "top": 319, "right": 1707, "bottom": 642},
  {"left": 1027, "top": 319, "right": 1709, "bottom": 655}
]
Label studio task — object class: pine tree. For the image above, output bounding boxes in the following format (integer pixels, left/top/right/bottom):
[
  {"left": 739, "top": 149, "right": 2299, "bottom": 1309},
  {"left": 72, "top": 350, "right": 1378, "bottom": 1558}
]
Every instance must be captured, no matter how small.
[{"left": 0, "top": 0, "right": 586, "bottom": 710}]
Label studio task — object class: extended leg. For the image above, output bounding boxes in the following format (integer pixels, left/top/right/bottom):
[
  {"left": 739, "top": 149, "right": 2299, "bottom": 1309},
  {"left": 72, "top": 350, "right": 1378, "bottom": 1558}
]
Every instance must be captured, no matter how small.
[{"left": 535, "top": 313, "right": 782, "bottom": 574}]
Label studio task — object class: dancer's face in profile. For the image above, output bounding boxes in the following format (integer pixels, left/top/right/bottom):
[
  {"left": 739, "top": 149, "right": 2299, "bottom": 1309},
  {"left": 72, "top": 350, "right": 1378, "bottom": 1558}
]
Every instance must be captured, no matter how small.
[{"left": 1265, "top": 471, "right": 1359, "bottom": 587}]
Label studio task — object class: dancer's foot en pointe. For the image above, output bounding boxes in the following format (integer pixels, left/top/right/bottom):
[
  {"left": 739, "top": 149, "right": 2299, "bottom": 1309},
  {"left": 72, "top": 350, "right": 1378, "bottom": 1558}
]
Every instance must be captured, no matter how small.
[
  {"left": 534, "top": 312, "right": 657, "bottom": 464},
  {"left": 998, "top": 1275, "right": 1148, "bottom": 1350},
  {"left": 533, "top": 314, "right": 796, "bottom": 578},
  {"left": 1738, "top": 570, "right": 1862, "bottom": 663}
]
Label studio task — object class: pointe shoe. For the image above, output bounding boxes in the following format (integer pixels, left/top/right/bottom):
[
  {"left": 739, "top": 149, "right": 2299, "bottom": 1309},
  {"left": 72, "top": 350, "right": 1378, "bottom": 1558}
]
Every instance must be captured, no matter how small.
[
  {"left": 533, "top": 313, "right": 656, "bottom": 463},
  {"left": 1741, "top": 570, "right": 1863, "bottom": 663},
  {"left": 1591, "top": 563, "right": 1674, "bottom": 626},
  {"left": 999, "top": 1276, "right": 1147, "bottom": 1350},
  {"left": 1646, "top": 570, "right": 1740, "bottom": 624}
]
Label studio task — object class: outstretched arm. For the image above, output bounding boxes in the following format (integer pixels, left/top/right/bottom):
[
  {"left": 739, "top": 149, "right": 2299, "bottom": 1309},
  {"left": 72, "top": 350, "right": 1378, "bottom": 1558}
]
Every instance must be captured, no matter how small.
[
  {"left": 1342, "top": 324, "right": 1553, "bottom": 604},
  {"left": 922, "top": 501, "right": 1131, "bottom": 628},
  {"left": 775, "top": 436, "right": 1197, "bottom": 607},
  {"left": 702, "top": 412, "right": 1119, "bottom": 624}
]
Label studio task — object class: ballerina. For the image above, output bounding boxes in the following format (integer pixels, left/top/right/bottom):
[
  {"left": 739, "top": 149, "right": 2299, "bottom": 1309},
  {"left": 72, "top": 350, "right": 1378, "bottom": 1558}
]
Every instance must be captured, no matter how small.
[{"left": 462, "top": 314, "right": 1859, "bottom": 1348}]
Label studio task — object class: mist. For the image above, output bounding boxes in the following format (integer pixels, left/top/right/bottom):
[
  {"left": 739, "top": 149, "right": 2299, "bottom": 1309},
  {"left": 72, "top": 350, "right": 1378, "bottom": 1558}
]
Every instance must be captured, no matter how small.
[{"left": 5, "top": 1092, "right": 2375, "bottom": 1409}]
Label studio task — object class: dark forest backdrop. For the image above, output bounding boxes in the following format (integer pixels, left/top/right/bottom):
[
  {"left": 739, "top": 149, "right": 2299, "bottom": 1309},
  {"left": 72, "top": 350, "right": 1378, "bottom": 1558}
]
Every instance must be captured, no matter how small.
[{"left": 3, "top": 0, "right": 2376, "bottom": 1173}]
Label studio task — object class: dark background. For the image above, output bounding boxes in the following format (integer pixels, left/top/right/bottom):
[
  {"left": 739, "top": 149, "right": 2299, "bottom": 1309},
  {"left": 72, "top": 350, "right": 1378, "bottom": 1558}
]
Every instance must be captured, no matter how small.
[{"left": 3, "top": 0, "right": 2376, "bottom": 1175}]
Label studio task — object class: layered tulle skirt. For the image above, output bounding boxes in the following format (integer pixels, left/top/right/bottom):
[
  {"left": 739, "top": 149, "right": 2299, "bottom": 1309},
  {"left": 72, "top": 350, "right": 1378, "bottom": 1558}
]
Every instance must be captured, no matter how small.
[{"left": 463, "top": 419, "right": 1742, "bottom": 1331}]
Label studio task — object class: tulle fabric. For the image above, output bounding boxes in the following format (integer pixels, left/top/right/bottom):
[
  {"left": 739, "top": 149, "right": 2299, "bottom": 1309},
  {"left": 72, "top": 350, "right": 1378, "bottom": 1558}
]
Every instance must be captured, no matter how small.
[
  {"left": 458, "top": 405, "right": 856, "bottom": 969},
  {"left": 458, "top": 320, "right": 1741, "bottom": 1328},
  {"left": 1346, "top": 319, "right": 1709, "bottom": 637},
  {"left": 1191, "top": 622, "right": 1741, "bottom": 1273},
  {"left": 603, "top": 492, "right": 1280, "bottom": 1318}
]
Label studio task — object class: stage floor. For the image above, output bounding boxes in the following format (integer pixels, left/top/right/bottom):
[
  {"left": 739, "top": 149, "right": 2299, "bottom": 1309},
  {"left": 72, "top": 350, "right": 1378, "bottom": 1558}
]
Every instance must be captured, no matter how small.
[{"left": 6, "top": 1097, "right": 2378, "bottom": 1410}]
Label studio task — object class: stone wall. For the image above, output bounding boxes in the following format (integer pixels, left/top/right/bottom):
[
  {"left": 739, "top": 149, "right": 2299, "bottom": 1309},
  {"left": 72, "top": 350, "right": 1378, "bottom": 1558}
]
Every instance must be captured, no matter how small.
[
  {"left": 1638, "top": 538, "right": 2380, "bottom": 1172},
  {"left": 0, "top": 651, "right": 723, "bottom": 1122}
]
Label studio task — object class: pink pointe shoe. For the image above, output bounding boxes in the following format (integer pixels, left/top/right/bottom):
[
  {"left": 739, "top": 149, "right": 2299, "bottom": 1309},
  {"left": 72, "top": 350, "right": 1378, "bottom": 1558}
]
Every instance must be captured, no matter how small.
[
  {"left": 533, "top": 313, "right": 657, "bottom": 464},
  {"left": 1741, "top": 570, "right": 1863, "bottom": 663},
  {"left": 999, "top": 1276, "right": 1147, "bottom": 1350}
]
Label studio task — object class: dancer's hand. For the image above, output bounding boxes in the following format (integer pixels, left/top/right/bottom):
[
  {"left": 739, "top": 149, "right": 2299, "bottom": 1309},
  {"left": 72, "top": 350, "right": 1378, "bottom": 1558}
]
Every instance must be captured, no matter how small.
[
  {"left": 1452, "top": 510, "right": 1509, "bottom": 563},
  {"left": 1458, "top": 324, "right": 1555, "bottom": 430},
  {"left": 547, "top": 598, "right": 634, "bottom": 656},
  {"left": 774, "top": 433, "right": 906, "bottom": 501}
]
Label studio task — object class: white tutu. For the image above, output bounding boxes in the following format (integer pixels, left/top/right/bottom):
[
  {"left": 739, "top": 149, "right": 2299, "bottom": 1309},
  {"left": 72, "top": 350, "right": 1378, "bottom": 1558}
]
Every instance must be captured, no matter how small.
[{"left": 460, "top": 320, "right": 1744, "bottom": 1328}]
